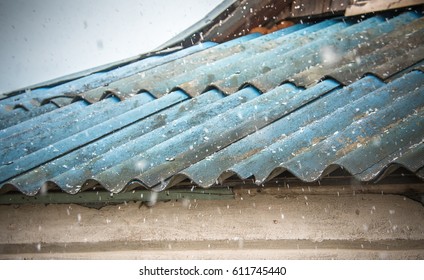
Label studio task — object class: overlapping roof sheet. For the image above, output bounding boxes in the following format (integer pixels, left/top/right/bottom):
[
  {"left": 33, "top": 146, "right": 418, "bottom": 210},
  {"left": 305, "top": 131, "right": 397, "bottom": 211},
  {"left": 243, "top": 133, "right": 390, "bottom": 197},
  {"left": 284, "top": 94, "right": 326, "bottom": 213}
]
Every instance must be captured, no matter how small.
[{"left": 1, "top": 11, "right": 423, "bottom": 195}]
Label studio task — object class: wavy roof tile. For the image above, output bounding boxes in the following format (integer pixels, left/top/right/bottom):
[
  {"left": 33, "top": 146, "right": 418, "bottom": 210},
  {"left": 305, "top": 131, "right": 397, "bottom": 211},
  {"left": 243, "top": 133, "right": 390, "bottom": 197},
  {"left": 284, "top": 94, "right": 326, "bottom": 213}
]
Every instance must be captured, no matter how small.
[{"left": 1, "top": 11, "right": 423, "bottom": 195}]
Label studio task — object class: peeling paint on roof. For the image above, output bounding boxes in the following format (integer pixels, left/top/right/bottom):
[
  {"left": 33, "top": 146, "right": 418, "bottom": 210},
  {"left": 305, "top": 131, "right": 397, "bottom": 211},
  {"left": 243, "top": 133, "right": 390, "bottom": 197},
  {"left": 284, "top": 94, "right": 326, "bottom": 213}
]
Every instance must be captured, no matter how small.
[{"left": 1, "top": 11, "right": 423, "bottom": 195}]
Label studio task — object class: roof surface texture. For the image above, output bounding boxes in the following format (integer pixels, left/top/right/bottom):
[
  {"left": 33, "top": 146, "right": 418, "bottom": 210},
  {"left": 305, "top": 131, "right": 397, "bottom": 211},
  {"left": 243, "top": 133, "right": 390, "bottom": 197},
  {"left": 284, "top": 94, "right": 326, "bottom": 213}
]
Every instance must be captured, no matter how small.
[{"left": 1, "top": 11, "right": 423, "bottom": 195}]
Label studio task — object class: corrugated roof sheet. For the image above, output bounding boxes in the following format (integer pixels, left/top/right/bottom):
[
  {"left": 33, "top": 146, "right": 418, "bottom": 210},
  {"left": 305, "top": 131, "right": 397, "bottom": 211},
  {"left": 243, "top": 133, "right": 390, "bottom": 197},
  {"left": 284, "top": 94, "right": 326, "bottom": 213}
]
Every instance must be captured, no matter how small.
[{"left": 1, "top": 11, "right": 423, "bottom": 195}]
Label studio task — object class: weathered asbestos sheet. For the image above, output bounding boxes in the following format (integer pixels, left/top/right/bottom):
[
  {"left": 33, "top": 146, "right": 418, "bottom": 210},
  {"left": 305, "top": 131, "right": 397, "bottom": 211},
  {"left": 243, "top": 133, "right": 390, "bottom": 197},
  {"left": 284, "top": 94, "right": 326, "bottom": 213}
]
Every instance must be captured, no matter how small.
[{"left": 1, "top": 12, "right": 423, "bottom": 195}]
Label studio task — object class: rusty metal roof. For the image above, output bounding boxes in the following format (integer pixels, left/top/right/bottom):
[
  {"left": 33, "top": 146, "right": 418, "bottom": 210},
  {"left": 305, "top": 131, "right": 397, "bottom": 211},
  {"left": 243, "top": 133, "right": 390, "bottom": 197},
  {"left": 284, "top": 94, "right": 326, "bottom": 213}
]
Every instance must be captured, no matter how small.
[{"left": 0, "top": 11, "right": 423, "bottom": 195}]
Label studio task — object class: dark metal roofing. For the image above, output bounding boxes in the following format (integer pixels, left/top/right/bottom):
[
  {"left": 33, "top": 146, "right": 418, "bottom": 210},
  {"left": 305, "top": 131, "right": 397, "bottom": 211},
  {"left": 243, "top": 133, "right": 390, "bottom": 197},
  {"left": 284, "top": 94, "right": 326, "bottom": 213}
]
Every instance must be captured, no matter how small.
[{"left": 1, "top": 11, "right": 423, "bottom": 195}]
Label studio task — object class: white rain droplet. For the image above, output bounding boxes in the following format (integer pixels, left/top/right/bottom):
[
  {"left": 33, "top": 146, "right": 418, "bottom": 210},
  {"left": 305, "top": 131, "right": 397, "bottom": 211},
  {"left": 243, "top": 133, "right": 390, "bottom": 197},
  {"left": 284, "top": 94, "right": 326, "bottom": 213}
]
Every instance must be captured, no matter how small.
[
  {"left": 238, "top": 238, "right": 244, "bottom": 249},
  {"left": 320, "top": 45, "right": 341, "bottom": 65},
  {"left": 40, "top": 183, "right": 48, "bottom": 196},
  {"left": 355, "top": 56, "right": 361, "bottom": 64},
  {"left": 135, "top": 159, "right": 149, "bottom": 171},
  {"left": 149, "top": 191, "right": 158, "bottom": 206},
  {"left": 182, "top": 198, "right": 190, "bottom": 208}
]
